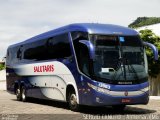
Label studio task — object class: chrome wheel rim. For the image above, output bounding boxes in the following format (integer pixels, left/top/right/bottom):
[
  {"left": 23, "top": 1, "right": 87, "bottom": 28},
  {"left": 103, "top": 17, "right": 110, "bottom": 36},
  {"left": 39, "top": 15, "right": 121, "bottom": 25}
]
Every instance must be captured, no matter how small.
[
  {"left": 22, "top": 89, "right": 26, "bottom": 100},
  {"left": 16, "top": 89, "right": 20, "bottom": 99},
  {"left": 70, "top": 94, "right": 77, "bottom": 107}
]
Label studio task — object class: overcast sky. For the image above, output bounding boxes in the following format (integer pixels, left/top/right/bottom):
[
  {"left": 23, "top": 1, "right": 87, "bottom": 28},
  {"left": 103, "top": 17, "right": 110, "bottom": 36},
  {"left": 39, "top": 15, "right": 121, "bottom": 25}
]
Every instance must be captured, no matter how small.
[{"left": 0, "top": 0, "right": 160, "bottom": 58}]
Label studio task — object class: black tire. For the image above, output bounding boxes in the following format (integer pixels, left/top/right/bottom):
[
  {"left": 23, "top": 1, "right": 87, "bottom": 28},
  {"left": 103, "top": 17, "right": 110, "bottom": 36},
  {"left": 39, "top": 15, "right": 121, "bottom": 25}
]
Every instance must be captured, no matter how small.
[
  {"left": 112, "top": 105, "right": 126, "bottom": 111},
  {"left": 21, "top": 86, "right": 27, "bottom": 102},
  {"left": 16, "top": 88, "right": 22, "bottom": 101},
  {"left": 68, "top": 90, "right": 79, "bottom": 111}
]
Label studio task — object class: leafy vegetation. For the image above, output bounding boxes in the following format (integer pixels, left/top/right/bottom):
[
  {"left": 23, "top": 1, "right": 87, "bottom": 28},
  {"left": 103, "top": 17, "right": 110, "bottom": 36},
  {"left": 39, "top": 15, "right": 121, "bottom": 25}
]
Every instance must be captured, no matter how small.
[
  {"left": 139, "top": 29, "right": 160, "bottom": 77},
  {"left": 129, "top": 17, "right": 160, "bottom": 28},
  {"left": 0, "top": 63, "right": 5, "bottom": 71}
]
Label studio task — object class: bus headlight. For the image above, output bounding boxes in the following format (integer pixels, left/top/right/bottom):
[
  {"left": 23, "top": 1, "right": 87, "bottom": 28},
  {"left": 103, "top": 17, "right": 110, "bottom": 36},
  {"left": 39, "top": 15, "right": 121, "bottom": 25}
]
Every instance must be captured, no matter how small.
[{"left": 87, "top": 83, "right": 109, "bottom": 94}]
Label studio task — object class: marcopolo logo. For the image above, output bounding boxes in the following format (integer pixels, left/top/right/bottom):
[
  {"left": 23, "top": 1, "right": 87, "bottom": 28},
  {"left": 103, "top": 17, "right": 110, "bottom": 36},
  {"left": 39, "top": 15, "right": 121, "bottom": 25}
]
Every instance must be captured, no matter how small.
[
  {"left": 34, "top": 65, "right": 54, "bottom": 73},
  {"left": 124, "top": 91, "right": 128, "bottom": 96}
]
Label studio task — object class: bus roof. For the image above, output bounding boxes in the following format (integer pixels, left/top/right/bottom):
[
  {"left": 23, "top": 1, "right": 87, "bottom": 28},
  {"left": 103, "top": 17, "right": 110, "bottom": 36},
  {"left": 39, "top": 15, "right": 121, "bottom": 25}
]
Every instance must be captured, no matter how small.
[{"left": 9, "top": 23, "right": 138, "bottom": 48}]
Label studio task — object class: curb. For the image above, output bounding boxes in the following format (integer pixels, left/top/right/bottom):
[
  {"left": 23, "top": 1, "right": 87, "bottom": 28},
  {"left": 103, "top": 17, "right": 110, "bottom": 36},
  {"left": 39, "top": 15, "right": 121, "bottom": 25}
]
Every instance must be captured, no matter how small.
[{"left": 150, "top": 96, "right": 160, "bottom": 100}]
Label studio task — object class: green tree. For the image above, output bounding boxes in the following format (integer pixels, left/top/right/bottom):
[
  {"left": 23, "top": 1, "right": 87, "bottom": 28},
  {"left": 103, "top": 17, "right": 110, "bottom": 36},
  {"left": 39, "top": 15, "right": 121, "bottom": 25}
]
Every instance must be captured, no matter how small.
[
  {"left": 139, "top": 29, "right": 160, "bottom": 77},
  {"left": 129, "top": 17, "right": 160, "bottom": 28},
  {"left": 0, "top": 63, "right": 5, "bottom": 70}
]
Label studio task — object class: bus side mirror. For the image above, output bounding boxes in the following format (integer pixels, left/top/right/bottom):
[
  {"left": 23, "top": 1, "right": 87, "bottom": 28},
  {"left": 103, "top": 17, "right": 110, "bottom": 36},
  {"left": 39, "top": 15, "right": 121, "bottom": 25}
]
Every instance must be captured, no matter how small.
[
  {"left": 79, "top": 40, "right": 95, "bottom": 59},
  {"left": 143, "top": 42, "right": 158, "bottom": 60}
]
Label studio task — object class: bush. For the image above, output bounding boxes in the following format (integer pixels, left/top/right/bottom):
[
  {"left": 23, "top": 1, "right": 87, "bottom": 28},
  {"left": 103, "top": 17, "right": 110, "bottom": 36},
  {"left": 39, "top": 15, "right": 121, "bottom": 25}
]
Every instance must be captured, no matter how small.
[{"left": 0, "top": 63, "right": 5, "bottom": 70}]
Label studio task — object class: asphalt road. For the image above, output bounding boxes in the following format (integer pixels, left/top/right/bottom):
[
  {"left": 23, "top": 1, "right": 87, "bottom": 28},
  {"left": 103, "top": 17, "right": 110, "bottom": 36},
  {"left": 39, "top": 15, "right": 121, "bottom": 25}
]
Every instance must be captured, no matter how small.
[{"left": 0, "top": 91, "right": 160, "bottom": 120}]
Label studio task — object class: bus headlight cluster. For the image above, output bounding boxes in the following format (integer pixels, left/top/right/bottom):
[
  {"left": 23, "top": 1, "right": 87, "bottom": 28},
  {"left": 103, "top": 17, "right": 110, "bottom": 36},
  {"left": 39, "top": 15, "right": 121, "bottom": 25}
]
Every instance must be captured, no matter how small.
[
  {"left": 87, "top": 83, "right": 109, "bottom": 94},
  {"left": 87, "top": 82, "right": 97, "bottom": 90},
  {"left": 88, "top": 82, "right": 149, "bottom": 96}
]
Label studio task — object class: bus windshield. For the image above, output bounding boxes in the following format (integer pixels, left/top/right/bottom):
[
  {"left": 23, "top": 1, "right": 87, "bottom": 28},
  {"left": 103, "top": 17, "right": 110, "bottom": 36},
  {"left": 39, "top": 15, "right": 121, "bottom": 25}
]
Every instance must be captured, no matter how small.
[{"left": 90, "top": 35, "right": 148, "bottom": 84}]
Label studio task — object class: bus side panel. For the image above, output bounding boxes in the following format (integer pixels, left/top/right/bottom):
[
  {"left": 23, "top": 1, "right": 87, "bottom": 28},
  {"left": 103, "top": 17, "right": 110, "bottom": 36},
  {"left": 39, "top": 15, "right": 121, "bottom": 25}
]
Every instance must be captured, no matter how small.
[
  {"left": 28, "top": 75, "right": 66, "bottom": 100},
  {"left": 6, "top": 67, "right": 21, "bottom": 94},
  {"left": 10, "top": 61, "right": 80, "bottom": 102}
]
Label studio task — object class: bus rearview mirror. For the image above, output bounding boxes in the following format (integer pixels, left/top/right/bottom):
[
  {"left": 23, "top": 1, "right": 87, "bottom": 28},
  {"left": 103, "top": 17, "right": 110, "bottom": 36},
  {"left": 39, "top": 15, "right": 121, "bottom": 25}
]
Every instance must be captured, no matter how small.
[{"left": 143, "top": 42, "right": 158, "bottom": 60}]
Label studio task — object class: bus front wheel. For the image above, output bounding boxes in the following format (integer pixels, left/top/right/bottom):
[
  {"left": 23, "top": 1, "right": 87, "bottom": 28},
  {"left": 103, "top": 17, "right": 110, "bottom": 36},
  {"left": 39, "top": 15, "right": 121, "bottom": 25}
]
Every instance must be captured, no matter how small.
[{"left": 68, "top": 90, "right": 79, "bottom": 111}]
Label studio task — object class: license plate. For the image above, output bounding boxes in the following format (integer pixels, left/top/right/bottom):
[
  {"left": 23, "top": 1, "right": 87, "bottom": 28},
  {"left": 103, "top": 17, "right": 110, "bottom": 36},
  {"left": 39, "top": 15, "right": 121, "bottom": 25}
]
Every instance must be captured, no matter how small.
[{"left": 121, "top": 99, "right": 131, "bottom": 103}]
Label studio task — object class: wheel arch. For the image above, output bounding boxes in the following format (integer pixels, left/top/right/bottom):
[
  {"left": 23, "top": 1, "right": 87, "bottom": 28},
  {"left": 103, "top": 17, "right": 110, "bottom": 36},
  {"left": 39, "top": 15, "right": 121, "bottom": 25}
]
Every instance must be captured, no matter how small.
[{"left": 66, "top": 83, "right": 79, "bottom": 104}]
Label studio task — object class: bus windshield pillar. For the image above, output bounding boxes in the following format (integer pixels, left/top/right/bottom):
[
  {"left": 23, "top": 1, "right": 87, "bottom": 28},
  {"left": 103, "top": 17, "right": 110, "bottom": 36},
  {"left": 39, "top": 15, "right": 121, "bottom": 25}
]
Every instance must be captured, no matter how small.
[{"left": 79, "top": 40, "right": 95, "bottom": 59}]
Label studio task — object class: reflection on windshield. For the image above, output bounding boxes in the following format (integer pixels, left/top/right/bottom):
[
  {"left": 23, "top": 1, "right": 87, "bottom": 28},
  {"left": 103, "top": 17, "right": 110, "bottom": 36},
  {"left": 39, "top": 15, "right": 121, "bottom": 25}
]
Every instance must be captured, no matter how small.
[
  {"left": 90, "top": 35, "right": 148, "bottom": 82},
  {"left": 123, "top": 47, "right": 144, "bottom": 65},
  {"left": 94, "top": 48, "right": 119, "bottom": 79}
]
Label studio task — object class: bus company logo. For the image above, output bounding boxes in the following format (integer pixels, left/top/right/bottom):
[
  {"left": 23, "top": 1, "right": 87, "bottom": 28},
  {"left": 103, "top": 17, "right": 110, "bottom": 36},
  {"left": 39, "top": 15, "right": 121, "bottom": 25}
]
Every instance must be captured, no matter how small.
[
  {"left": 124, "top": 91, "right": 128, "bottom": 96},
  {"left": 34, "top": 65, "right": 54, "bottom": 72}
]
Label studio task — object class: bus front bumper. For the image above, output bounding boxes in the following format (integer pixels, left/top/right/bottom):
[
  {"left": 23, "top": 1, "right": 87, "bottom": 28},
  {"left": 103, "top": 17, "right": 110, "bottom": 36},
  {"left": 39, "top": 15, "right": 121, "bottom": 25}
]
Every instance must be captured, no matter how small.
[
  {"left": 91, "top": 91, "right": 149, "bottom": 106},
  {"left": 81, "top": 82, "right": 149, "bottom": 106}
]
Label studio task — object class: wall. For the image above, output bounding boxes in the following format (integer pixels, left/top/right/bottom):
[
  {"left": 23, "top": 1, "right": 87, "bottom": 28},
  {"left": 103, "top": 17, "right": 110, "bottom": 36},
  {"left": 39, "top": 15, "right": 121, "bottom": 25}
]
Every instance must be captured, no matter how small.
[
  {"left": 149, "top": 75, "right": 160, "bottom": 96},
  {"left": 0, "top": 70, "right": 6, "bottom": 90},
  {"left": 136, "top": 23, "right": 160, "bottom": 36}
]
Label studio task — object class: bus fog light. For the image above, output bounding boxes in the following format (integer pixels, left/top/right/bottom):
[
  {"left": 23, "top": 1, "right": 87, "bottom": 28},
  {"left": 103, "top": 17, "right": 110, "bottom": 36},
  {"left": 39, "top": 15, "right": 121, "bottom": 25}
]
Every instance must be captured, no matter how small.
[{"left": 96, "top": 97, "right": 100, "bottom": 102}]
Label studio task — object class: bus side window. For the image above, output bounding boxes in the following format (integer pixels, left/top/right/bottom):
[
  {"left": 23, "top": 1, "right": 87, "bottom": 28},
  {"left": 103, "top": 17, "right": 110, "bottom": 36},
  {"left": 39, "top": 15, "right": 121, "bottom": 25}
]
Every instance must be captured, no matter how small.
[
  {"left": 23, "top": 40, "right": 47, "bottom": 61},
  {"left": 71, "top": 31, "right": 88, "bottom": 41},
  {"left": 6, "top": 50, "right": 10, "bottom": 65},
  {"left": 71, "top": 31, "right": 90, "bottom": 76},
  {"left": 23, "top": 33, "right": 72, "bottom": 61},
  {"left": 47, "top": 33, "right": 72, "bottom": 59},
  {"left": 73, "top": 41, "right": 90, "bottom": 76},
  {"left": 17, "top": 45, "right": 23, "bottom": 60}
]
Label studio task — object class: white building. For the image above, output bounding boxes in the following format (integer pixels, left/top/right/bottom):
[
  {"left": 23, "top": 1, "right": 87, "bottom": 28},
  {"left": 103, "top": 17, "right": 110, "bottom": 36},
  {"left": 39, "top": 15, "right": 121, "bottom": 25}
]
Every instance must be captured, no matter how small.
[
  {"left": 0, "top": 57, "right": 6, "bottom": 90},
  {"left": 136, "top": 23, "right": 160, "bottom": 36},
  {"left": 0, "top": 57, "right": 6, "bottom": 64},
  {"left": 0, "top": 70, "right": 6, "bottom": 90}
]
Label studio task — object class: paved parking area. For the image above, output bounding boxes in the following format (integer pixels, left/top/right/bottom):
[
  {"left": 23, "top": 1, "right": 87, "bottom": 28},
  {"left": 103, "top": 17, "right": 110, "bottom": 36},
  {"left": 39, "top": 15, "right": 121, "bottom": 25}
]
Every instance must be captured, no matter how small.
[{"left": 0, "top": 91, "right": 160, "bottom": 120}]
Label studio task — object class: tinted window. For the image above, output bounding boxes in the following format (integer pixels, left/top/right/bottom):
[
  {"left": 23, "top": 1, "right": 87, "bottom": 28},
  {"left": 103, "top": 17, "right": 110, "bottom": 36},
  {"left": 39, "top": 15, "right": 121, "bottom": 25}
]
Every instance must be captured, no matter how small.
[
  {"left": 121, "top": 36, "right": 143, "bottom": 46},
  {"left": 90, "top": 35, "right": 118, "bottom": 46},
  {"left": 74, "top": 43, "right": 90, "bottom": 76},
  {"left": 8, "top": 47, "right": 19, "bottom": 64},
  {"left": 17, "top": 45, "right": 23, "bottom": 60},
  {"left": 71, "top": 31, "right": 88, "bottom": 41},
  {"left": 23, "top": 40, "right": 47, "bottom": 60},
  {"left": 71, "top": 31, "right": 90, "bottom": 76},
  {"left": 47, "top": 33, "right": 71, "bottom": 59},
  {"left": 23, "top": 33, "right": 71, "bottom": 61}
]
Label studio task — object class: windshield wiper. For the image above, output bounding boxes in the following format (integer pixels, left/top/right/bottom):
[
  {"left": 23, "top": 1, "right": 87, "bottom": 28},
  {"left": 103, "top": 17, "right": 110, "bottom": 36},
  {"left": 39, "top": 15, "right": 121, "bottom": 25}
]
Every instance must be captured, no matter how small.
[
  {"left": 111, "top": 57, "right": 140, "bottom": 83},
  {"left": 111, "top": 57, "right": 124, "bottom": 81},
  {"left": 125, "top": 58, "right": 139, "bottom": 82}
]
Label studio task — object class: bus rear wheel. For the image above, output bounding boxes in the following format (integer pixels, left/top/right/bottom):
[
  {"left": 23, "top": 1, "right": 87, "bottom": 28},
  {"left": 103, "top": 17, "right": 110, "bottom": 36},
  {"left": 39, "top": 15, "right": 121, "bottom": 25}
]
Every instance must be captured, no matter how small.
[
  {"left": 16, "top": 88, "right": 22, "bottom": 101},
  {"left": 21, "top": 86, "right": 27, "bottom": 102},
  {"left": 68, "top": 91, "right": 79, "bottom": 111}
]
